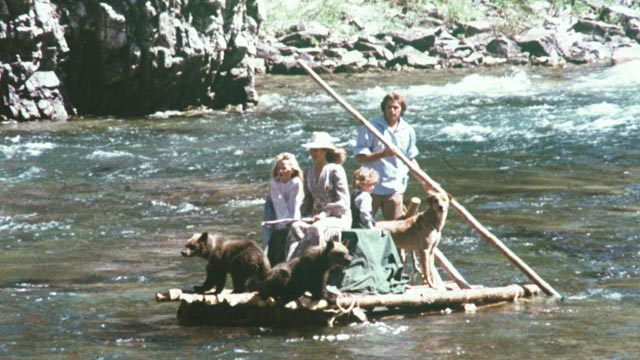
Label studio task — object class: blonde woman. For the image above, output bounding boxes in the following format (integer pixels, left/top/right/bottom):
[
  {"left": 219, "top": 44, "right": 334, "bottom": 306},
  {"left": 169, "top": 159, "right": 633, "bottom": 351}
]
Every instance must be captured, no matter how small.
[
  {"left": 262, "top": 153, "right": 304, "bottom": 247},
  {"left": 269, "top": 152, "right": 304, "bottom": 222}
]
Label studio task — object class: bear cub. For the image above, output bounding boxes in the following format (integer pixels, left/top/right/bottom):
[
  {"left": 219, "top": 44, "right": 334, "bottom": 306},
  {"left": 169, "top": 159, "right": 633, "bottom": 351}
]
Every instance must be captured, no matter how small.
[
  {"left": 181, "top": 232, "right": 270, "bottom": 294},
  {"left": 259, "top": 241, "right": 351, "bottom": 302}
]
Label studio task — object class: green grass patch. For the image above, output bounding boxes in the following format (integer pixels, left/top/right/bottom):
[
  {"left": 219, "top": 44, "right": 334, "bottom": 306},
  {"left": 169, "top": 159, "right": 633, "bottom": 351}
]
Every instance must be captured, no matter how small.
[{"left": 261, "top": 1, "right": 620, "bottom": 40}]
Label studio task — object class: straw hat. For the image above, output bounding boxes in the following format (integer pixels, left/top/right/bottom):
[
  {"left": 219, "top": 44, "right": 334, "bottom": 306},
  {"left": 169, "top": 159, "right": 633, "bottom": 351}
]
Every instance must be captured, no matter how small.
[{"left": 302, "top": 131, "right": 337, "bottom": 150}]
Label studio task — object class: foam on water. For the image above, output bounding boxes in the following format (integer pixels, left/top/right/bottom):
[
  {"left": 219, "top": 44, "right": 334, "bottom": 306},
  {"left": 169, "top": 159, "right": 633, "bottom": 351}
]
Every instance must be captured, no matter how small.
[
  {"left": 256, "top": 92, "right": 287, "bottom": 109},
  {"left": 550, "top": 115, "right": 635, "bottom": 136},
  {"left": 0, "top": 140, "right": 57, "bottom": 159},
  {"left": 0, "top": 215, "right": 71, "bottom": 240},
  {"left": 569, "top": 288, "right": 625, "bottom": 301},
  {"left": 1, "top": 166, "right": 45, "bottom": 183},
  {"left": 438, "top": 123, "right": 492, "bottom": 142},
  {"left": 149, "top": 200, "right": 202, "bottom": 215},
  {"left": 576, "top": 102, "right": 621, "bottom": 117},
  {"left": 409, "top": 68, "right": 535, "bottom": 99},
  {"left": 87, "top": 150, "right": 134, "bottom": 160},
  {"left": 227, "top": 198, "right": 265, "bottom": 208},
  {"left": 572, "top": 60, "right": 640, "bottom": 90}
]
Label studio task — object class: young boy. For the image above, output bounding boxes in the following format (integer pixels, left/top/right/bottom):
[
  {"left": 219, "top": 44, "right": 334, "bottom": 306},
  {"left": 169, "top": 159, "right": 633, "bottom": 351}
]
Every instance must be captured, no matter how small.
[{"left": 351, "top": 167, "right": 379, "bottom": 229}]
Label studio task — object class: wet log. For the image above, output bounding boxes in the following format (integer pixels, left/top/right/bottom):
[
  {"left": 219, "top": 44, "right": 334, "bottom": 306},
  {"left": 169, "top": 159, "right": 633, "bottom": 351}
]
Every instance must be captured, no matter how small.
[
  {"left": 158, "top": 284, "right": 542, "bottom": 327},
  {"left": 342, "top": 284, "right": 540, "bottom": 310}
]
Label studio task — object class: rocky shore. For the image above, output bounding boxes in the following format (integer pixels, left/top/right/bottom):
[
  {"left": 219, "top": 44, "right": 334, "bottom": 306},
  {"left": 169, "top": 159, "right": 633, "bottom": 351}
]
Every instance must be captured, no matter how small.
[
  {"left": 255, "top": 1, "right": 640, "bottom": 74},
  {"left": 2, "top": 1, "right": 640, "bottom": 122},
  {"left": 1, "top": 0, "right": 261, "bottom": 122}
]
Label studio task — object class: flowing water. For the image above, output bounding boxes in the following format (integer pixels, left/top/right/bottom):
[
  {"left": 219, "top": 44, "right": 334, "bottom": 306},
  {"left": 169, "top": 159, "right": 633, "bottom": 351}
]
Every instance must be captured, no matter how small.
[{"left": 1, "top": 61, "right": 639, "bottom": 359}]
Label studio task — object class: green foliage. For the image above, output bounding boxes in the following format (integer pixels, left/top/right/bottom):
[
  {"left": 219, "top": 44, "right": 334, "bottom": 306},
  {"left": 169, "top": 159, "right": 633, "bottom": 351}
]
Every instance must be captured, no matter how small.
[
  {"left": 548, "top": 0, "right": 593, "bottom": 16},
  {"left": 493, "top": 1, "right": 542, "bottom": 38},
  {"left": 433, "top": 0, "right": 480, "bottom": 24},
  {"left": 388, "top": 0, "right": 430, "bottom": 12},
  {"left": 263, "top": 0, "right": 406, "bottom": 37},
  {"left": 261, "top": 1, "right": 624, "bottom": 40},
  {"left": 303, "top": 0, "right": 348, "bottom": 30},
  {"left": 263, "top": 0, "right": 356, "bottom": 37}
]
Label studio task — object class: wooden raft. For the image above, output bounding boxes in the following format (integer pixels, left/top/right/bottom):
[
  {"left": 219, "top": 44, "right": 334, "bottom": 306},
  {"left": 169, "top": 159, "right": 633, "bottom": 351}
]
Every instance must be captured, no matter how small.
[{"left": 156, "top": 282, "right": 542, "bottom": 327}]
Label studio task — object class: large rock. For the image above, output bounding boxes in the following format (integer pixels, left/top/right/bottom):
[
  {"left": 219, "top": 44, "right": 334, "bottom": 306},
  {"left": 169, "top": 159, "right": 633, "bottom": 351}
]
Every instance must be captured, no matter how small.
[
  {"left": 515, "top": 27, "right": 563, "bottom": 58},
  {"left": 387, "top": 46, "right": 439, "bottom": 68},
  {"left": 0, "top": 0, "right": 262, "bottom": 121},
  {"left": 278, "top": 22, "right": 330, "bottom": 48},
  {"left": 572, "top": 19, "right": 625, "bottom": 38},
  {"left": 453, "top": 20, "right": 494, "bottom": 37},
  {"left": 486, "top": 37, "right": 522, "bottom": 58},
  {"left": 0, "top": 0, "right": 69, "bottom": 121},
  {"left": 627, "top": 19, "right": 640, "bottom": 42},
  {"left": 388, "top": 29, "right": 436, "bottom": 52},
  {"left": 354, "top": 38, "right": 393, "bottom": 61},
  {"left": 612, "top": 42, "right": 640, "bottom": 63}
]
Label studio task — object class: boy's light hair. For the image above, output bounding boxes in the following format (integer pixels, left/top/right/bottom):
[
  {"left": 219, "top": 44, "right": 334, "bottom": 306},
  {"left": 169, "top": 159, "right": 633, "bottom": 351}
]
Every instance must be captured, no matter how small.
[{"left": 353, "top": 167, "right": 379, "bottom": 190}]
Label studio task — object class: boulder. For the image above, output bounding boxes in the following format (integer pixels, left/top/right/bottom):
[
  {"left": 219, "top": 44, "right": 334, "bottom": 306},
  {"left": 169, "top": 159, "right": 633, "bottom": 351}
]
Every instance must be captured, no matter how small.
[
  {"left": 463, "top": 52, "right": 484, "bottom": 66},
  {"left": 453, "top": 20, "right": 494, "bottom": 37},
  {"left": 600, "top": 4, "right": 640, "bottom": 21},
  {"left": 572, "top": 19, "right": 625, "bottom": 38},
  {"left": 279, "top": 22, "right": 330, "bottom": 48},
  {"left": 335, "top": 50, "right": 368, "bottom": 72},
  {"left": 430, "top": 31, "right": 461, "bottom": 59},
  {"left": 387, "top": 46, "right": 439, "bottom": 68},
  {"left": 463, "top": 32, "right": 498, "bottom": 51},
  {"left": 353, "top": 39, "right": 393, "bottom": 60},
  {"left": 612, "top": 42, "right": 640, "bottom": 64},
  {"left": 625, "top": 19, "right": 640, "bottom": 42},
  {"left": 515, "top": 27, "right": 563, "bottom": 58},
  {"left": 388, "top": 30, "right": 436, "bottom": 52},
  {"left": 486, "top": 37, "right": 522, "bottom": 58}
]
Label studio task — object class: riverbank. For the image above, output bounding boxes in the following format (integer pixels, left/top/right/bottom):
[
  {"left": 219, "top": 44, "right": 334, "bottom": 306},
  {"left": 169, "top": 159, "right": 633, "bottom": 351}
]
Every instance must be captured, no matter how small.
[
  {"left": 2, "top": 1, "right": 639, "bottom": 122},
  {"left": 254, "top": 0, "right": 640, "bottom": 74}
]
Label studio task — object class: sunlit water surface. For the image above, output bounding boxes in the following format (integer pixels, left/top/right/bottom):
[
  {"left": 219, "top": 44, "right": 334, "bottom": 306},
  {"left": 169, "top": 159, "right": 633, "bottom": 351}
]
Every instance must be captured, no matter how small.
[{"left": 1, "top": 61, "right": 639, "bottom": 359}]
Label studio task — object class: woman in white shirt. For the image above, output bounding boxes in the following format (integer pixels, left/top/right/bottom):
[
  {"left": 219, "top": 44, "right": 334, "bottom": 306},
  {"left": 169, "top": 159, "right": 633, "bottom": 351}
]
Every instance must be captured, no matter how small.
[{"left": 262, "top": 153, "right": 304, "bottom": 247}]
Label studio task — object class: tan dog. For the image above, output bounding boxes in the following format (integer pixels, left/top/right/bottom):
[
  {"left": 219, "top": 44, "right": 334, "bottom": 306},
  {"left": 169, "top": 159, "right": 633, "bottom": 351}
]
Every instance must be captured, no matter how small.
[{"left": 376, "top": 191, "right": 450, "bottom": 288}]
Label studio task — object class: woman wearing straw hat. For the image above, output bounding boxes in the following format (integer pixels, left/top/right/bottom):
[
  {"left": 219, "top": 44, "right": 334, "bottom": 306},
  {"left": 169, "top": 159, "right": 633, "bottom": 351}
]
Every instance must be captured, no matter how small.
[{"left": 286, "top": 131, "right": 352, "bottom": 259}]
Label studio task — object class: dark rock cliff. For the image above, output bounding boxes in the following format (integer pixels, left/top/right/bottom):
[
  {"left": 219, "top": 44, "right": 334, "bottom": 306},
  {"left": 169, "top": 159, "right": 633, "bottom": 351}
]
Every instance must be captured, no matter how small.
[{"left": 1, "top": 0, "right": 261, "bottom": 122}]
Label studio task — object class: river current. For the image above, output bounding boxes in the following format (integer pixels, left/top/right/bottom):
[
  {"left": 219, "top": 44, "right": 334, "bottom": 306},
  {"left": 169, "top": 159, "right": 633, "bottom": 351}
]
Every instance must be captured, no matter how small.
[{"left": 1, "top": 61, "right": 639, "bottom": 359}]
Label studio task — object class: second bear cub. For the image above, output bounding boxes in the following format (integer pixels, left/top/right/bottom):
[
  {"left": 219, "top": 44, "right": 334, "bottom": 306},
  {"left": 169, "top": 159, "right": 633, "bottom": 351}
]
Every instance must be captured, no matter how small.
[
  {"left": 260, "top": 241, "right": 351, "bottom": 302},
  {"left": 181, "top": 232, "right": 270, "bottom": 294}
]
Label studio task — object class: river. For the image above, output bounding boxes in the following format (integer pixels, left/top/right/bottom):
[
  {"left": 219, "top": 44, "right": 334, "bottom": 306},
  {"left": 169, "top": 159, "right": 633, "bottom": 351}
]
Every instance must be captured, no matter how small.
[{"left": 1, "top": 61, "right": 639, "bottom": 359}]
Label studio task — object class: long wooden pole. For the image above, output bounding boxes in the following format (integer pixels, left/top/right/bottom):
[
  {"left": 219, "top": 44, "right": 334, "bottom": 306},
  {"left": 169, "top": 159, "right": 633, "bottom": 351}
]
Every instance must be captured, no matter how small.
[{"left": 297, "top": 59, "right": 562, "bottom": 298}]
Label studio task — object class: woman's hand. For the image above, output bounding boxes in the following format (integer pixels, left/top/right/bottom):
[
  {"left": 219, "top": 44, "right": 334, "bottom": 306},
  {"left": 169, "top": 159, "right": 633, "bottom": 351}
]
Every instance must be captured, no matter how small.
[{"left": 312, "top": 213, "right": 326, "bottom": 222}]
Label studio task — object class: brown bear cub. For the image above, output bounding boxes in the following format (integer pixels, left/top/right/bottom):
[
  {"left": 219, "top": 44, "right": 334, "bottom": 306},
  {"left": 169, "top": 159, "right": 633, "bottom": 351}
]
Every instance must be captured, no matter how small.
[
  {"left": 181, "top": 232, "right": 270, "bottom": 294},
  {"left": 259, "top": 241, "right": 351, "bottom": 302}
]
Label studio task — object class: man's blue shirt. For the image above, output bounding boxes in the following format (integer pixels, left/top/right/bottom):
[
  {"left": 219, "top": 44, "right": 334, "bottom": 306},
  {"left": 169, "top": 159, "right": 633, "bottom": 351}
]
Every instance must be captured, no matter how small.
[{"left": 353, "top": 114, "right": 419, "bottom": 195}]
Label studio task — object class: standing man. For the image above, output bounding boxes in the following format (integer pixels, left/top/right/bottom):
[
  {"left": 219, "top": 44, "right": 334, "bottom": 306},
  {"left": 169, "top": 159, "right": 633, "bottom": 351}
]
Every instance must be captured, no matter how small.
[{"left": 354, "top": 92, "right": 421, "bottom": 220}]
